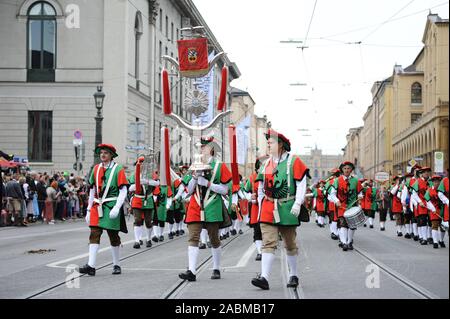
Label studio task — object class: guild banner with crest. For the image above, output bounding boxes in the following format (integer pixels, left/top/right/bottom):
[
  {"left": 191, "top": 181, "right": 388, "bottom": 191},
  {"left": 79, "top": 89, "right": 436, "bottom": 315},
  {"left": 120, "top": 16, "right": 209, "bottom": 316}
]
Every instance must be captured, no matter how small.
[{"left": 177, "top": 38, "right": 209, "bottom": 77}]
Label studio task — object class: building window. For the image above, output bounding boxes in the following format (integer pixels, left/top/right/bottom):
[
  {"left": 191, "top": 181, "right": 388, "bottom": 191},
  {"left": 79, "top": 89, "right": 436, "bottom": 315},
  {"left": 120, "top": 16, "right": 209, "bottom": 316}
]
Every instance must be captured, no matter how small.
[
  {"left": 411, "top": 82, "right": 422, "bottom": 104},
  {"left": 134, "top": 12, "right": 143, "bottom": 90},
  {"left": 411, "top": 113, "right": 421, "bottom": 124},
  {"left": 165, "top": 16, "right": 169, "bottom": 38},
  {"left": 27, "top": 1, "right": 56, "bottom": 82},
  {"left": 171, "top": 22, "right": 174, "bottom": 42},
  {"left": 159, "top": 9, "right": 163, "bottom": 30},
  {"left": 28, "top": 111, "right": 52, "bottom": 162},
  {"left": 159, "top": 41, "right": 162, "bottom": 63}
]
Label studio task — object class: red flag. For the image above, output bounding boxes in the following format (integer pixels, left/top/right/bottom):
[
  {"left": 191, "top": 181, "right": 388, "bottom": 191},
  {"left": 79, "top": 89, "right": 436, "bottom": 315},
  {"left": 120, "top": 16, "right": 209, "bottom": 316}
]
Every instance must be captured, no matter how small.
[
  {"left": 217, "top": 66, "right": 228, "bottom": 111},
  {"left": 228, "top": 125, "right": 239, "bottom": 186},
  {"left": 162, "top": 69, "right": 171, "bottom": 115},
  {"left": 177, "top": 38, "right": 209, "bottom": 77}
]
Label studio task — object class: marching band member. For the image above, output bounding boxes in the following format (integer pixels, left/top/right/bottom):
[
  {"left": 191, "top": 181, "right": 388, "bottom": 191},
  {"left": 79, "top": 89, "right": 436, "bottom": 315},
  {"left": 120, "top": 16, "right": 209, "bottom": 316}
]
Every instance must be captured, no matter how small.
[
  {"left": 79, "top": 144, "right": 129, "bottom": 276},
  {"left": 425, "top": 175, "right": 445, "bottom": 248},
  {"left": 128, "top": 156, "right": 159, "bottom": 249},
  {"left": 411, "top": 166, "right": 431, "bottom": 245},
  {"left": 390, "top": 176, "right": 404, "bottom": 236},
  {"left": 401, "top": 172, "right": 414, "bottom": 238},
  {"left": 328, "top": 161, "right": 363, "bottom": 251},
  {"left": 312, "top": 180, "right": 326, "bottom": 228},
  {"left": 409, "top": 165, "right": 422, "bottom": 241},
  {"left": 362, "top": 179, "right": 376, "bottom": 229},
  {"left": 179, "top": 137, "right": 232, "bottom": 281},
  {"left": 153, "top": 178, "right": 173, "bottom": 242},
  {"left": 244, "top": 157, "right": 267, "bottom": 261},
  {"left": 251, "top": 129, "right": 309, "bottom": 290},
  {"left": 171, "top": 165, "right": 189, "bottom": 237},
  {"left": 325, "top": 169, "right": 340, "bottom": 240},
  {"left": 437, "top": 170, "right": 449, "bottom": 232}
]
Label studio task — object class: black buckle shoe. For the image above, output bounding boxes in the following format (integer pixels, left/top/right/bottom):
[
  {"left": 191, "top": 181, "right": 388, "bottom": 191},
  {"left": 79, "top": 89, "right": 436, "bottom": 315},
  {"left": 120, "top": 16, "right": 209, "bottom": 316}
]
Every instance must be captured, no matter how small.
[
  {"left": 433, "top": 243, "right": 439, "bottom": 249},
  {"left": 251, "top": 276, "right": 269, "bottom": 290},
  {"left": 404, "top": 233, "right": 411, "bottom": 239},
  {"left": 139, "top": 240, "right": 143, "bottom": 245},
  {"left": 231, "top": 229, "right": 237, "bottom": 236},
  {"left": 342, "top": 244, "right": 348, "bottom": 251},
  {"left": 363, "top": 224, "right": 367, "bottom": 227},
  {"left": 331, "top": 233, "right": 339, "bottom": 240},
  {"left": 152, "top": 236, "right": 159, "bottom": 243},
  {"left": 427, "top": 238, "right": 433, "bottom": 244},
  {"left": 369, "top": 225, "right": 374, "bottom": 229},
  {"left": 380, "top": 227, "right": 385, "bottom": 231},
  {"left": 239, "top": 229, "right": 244, "bottom": 235},
  {"left": 420, "top": 240, "right": 428, "bottom": 245},
  {"left": 199, "top": 243, "right": 207, "bottom": 249},
  {"left": 287, "top": 276, "right": 299, "bottom": 288},
  {"left": 133, "top": 242, "right": 141, "bottom": 249},
  {"left": 211, "top": 269, "right": 221, "bottom": 279},
  {"left": 179, "top": 270, "right": 196, "bottom": 281},
  {"left": 146, "top": 240, "right": 152, "bottom": 248},
  {"left": 175, "top": 230, "right": 180, "bottom": 236},
  {"left": 169, "top": 232, "right": 174, "bottom": 240},
  {"left": 397, "top": 232, "right": 403, "bottom": 237},
  {"left": 413, "top": 236, "right": 419, "bottom": 241},
  {"left": 159, "top": 235, "right": 164, "bottom": 242},
  {"left": 439, "top": 241, "right": 446, "bottom": 248},
  {"left": 79, "top": 264, "right": 96, "bottom": 276},
  {"left": 255, "top": 253, "right": 262, "bottom": 261},
  {"left": 180, "top": 230, "right": 185, "bottom": 235},
  {"left": 112, "top": 265, "right": 121, "bottom": 275},
  {"left": 348, "top": 243, "right": 354, "bottom": 250}
]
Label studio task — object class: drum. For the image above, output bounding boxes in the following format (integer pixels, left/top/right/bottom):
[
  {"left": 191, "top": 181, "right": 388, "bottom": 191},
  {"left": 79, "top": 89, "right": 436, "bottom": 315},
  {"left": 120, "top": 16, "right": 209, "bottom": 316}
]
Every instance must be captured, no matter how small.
[{"left": 344, "top": 206, "right": 366, "bottom": 228}]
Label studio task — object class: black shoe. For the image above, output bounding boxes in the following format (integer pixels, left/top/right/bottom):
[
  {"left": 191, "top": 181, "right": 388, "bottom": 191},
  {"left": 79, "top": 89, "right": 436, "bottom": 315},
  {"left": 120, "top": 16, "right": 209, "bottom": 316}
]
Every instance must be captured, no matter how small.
[
  {"left": 179, "top": 270, "right": 196, "bottom": 281},
  {"left": 112, "top": 265, "right": 121, "bottom": 275},
  {"left": 338, "top": 242, "right": 343, "bottom": 248},
  {"left": 199, "top": 243, "right": 207, "bottom": 249},
  {"left": 380, "top": 227, "right": 385, "bottom": 231},
  {"left": 139, "top": 240, "right": 143, "bottom": 245},
  {"left": 439, "top": 241, "right": 446, "bottom": 248},
  {"left": 427, "top": 238, "right": 433, "bottom": 244},
  {"left": 159, "top": 235, "right": 164, "bottom": 242},
  {"left": 331, "top": 233, "right": 339, "bottom": 240},
  {"left": 251, "top": 276, "right": 269, "bottom": 290},
  {"left": 225, "top": 232, "right": 230, "bottom": 238},
  {"left": 239, "top": 229, "right": 244, "bottom": 235},
  {"left": 133, "top": 242, "right": 141, "bottom": 249},
  {"left": 220, "top": 235, "right": 224, "bottom": 240},
  {"left": 420, "top": 240, "right": 428, "bottom": 245},
  {"left": 180, "top": 230, "right": 185, "bottom": 235},
  {"left": 286, "top": 276, "right": 299, "bottom": 288},
  {"left": 79, "top": 264, "right": 96, "bottom": 276},
  {"left": 255, "top": 253, "right": 262, "bottom": 261},
  {"left": 231, "top": 229, "right": 237, "bottom": 236},
  {"left": 413, "top": 236, "right": 419, "bottom": 241},
  {"left": 152, "top": 236, "right": 159, "bottom": 243},
  {"left": 211, "top": 269, "right": 221, "bottom": 279},
  {"left": 404, "top": 233, "right": 411, "bottom": 239},
  {"left": 433, "top": 243, "right": 439, "bottom": 249},
  {"left": 342, "top": 244, "right": 348, "bottom": 251},
  {"left": 175, "top": 230, "right": 180, "bottom": 236},
  {"left": 146, "top": 240, "right": 152, "bottom": 248},
  {"left": 348, "top": 243, "right": 354, "bottom": 250},
  {"left": 363, "top": 224, "right": 367, "bottom": 227},
  {"left": 397, "top": 232, "right": 403, "bottom": 237},
  {"left": 207, "top": 241, "right": 212, "bottom": 248},
  {"left": 168, "top": 232, "right": 174, "bottom": 240},
  {"left": 370, "top": 225, "right": 374, "bottom": 229}
]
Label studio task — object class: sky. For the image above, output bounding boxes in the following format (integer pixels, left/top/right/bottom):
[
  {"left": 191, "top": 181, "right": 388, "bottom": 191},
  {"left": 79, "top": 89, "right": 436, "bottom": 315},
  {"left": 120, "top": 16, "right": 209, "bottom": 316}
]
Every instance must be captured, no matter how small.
[{"left": 192, "top": 0, "right": 449, "bottom": 156}]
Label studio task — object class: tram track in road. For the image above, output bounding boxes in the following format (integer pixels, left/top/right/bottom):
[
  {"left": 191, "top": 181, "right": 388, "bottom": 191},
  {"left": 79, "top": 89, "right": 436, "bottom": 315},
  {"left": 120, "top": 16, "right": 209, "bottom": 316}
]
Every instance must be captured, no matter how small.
[
  {"left": 25, "top": 232, "right": 188, "bottom": 299},
  {"left": 315, "top": 223, "right": 441, "bottom": 299},
  {"left": 161, "top": 228, "right": 252, "bottom": 299}
]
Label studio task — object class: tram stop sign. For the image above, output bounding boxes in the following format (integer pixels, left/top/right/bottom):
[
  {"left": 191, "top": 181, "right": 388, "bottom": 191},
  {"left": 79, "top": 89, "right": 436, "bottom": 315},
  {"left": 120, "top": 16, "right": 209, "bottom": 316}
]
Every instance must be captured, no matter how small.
[{"left": 73, "top": 163, "right": 83, "bottom": 171}]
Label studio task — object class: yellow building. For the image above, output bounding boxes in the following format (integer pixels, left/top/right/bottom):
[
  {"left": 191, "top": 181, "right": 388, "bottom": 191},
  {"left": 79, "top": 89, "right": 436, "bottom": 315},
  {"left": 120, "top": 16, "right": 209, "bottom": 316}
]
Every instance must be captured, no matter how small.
[{"left": 392, "top": 14, "right": 449, "bottom": 173}]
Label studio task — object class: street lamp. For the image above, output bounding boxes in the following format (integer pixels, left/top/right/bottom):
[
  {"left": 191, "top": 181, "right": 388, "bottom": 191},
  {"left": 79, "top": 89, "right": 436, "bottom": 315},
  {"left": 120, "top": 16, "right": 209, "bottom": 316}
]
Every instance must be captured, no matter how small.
[{"left": 93, "top": 86, "right": 105, "bottom": 164}]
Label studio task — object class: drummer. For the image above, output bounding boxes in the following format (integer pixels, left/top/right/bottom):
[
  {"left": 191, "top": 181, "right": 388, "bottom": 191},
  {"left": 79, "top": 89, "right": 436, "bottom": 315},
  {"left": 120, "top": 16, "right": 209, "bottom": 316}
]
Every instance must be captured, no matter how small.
[{"left": 328, "top": 161, "right": 363, "bottom": 251}]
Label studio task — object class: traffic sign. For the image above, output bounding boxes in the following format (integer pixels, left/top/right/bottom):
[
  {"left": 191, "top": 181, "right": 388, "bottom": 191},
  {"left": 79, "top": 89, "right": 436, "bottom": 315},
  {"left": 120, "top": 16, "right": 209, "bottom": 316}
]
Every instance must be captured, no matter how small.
[
  {"left": 74, "top": 130, "right": 83, "bottom": 139},
  {"left": 73, "top": 163, "right": 82, "bottom": 171},
  {"left": 125, "top": 145, "right": 146, "bottom": 150},
  {"left": 375, "top": 171, "right": 390, "bottom": 182},
  {"left": 408, "top": 159, "right": 417, "bottom": 167}
]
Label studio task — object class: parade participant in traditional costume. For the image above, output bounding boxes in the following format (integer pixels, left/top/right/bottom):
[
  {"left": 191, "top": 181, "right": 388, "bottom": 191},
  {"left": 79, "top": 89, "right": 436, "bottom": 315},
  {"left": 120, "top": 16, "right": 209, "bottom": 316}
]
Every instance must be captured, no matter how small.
[
  {"left": 390, "top": 176, "right": 405, "bottom": 236},
  {"left": 401, "top": 172, "right": 414, "bottom": 238},
  {"left": 378, "top": 184, "right": 389, "bottom": 231},
  {"left": 437, "top": 169, "right": 449, "bottom": 231},
  {"left": 251, "top": 129, "right": 309, "bottom": 290},
  {"left": 425, "top": 175, "right": 446, "bottom": 248},
  {"left": 328, "top": 161, "right": 363, "bottom": 251},
  {"left": 128, "top": 156, "right": 159, "bottom": 248},
  {"left": 178, "top": 137, "right": 232, "bottom": 281},
  {"left": 244, "top": 157, "right": 268, "bottom": 261},
  {"left": 79, "top": 144, "right": 129, "bottom": 276},
  {"left": 362, "top": 179, "right": 376, "bottom": 228},
  {"left": 153, "top": 175, "right": 173, "bottom": 242},
  {"left": 409, "top": 164, "right": 422, "bottom": 241},
  {"left": 312, "top": 180, "right": 326, "bottom": 228},
  {"left": 411, "top": 166, "right": 432, "bottom": 245},
  {"left": 167, "top": 167, "right": 187, "bottom": 240},
  {"left": 325, "top": 168, "right": 340, "bottom": 240}
]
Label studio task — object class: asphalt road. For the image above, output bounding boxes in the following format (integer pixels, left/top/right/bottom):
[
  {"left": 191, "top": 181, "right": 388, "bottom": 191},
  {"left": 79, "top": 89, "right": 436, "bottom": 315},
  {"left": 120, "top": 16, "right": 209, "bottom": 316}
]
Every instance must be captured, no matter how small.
[{"left": 0, "top": 215, "right": 448, "bottom": 299}]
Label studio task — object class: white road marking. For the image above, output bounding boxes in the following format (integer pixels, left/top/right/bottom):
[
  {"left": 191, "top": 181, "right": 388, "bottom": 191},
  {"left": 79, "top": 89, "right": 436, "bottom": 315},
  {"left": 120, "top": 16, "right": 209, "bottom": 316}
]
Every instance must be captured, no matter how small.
[
  {"left": 223, "top": 243, "right": 256, "bottom": 269},
  {"left": 0, "top": 226, "right": 87, "bottom": 241}
]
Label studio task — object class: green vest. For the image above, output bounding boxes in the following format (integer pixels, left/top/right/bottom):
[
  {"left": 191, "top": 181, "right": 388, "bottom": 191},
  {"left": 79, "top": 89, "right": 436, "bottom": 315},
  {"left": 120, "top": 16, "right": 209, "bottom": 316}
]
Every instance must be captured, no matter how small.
[{"left": 156, "top": 185, "right": 170, "bottom": 221}]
